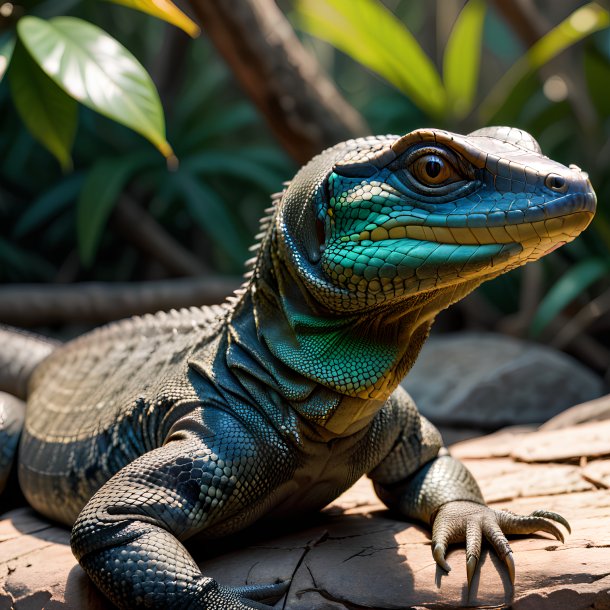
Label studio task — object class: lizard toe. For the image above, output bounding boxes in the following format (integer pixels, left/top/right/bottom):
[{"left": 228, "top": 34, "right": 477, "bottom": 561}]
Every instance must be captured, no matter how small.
[
  {"left": 233, "top": 580, "right": 290, "bottom": 603},
  {"left": 495, "top": 509, "right": 569, "bottom": 543}
]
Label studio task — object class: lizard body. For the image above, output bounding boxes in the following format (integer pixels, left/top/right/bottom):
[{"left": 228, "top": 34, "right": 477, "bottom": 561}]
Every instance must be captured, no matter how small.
[{"left": 0, "top": 127, "right": 595, "bottom": 609}]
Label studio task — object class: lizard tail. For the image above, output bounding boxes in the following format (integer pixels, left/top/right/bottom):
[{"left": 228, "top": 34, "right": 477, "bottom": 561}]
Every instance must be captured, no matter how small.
[
  {"left": 0, "top": 326, "right": 59, "bottom": 496},
  {"left": 0, "top": 325, "right": 60, "bottom": 400},
  {"left": 0, "top": 392, "right": 25, "bottom": 495}
]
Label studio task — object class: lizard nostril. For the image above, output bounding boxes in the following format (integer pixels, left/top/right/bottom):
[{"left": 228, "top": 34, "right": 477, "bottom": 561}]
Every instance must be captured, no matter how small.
[{"left": 545, "top": 173, "right": 568, "bottom": 192}]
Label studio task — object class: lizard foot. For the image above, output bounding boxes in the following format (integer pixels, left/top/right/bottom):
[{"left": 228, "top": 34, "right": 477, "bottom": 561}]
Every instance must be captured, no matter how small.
[
  {"left": 209, "top": 579, "right": 290, "bottom": 609},
  {"left": 430, "top": 500, "right": 570, "bottom": 591}
]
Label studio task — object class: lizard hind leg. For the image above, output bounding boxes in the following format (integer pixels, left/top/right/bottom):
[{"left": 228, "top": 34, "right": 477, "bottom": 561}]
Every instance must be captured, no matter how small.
[{"left": 0, "top": 391, "right": 26, "bottom": 495}]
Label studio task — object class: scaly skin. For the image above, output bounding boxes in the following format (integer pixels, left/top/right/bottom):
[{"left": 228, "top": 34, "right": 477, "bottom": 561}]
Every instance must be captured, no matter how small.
[{"left": 0, "top": 127, "right": 595, "bottom": 609}]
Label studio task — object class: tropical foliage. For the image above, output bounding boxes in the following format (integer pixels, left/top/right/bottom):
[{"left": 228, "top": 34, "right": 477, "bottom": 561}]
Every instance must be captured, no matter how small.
[
  {"left": 1, "top": 0, "right": 609, "bottom": 374},
  {"left": 0, "top": 0, "right": 293, "bottom": 276}
]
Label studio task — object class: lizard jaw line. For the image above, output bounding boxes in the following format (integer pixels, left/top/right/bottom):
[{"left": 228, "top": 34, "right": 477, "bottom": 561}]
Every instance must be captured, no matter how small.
[{"left": 343, "top": 211, "right": 593, "bottom": 246}]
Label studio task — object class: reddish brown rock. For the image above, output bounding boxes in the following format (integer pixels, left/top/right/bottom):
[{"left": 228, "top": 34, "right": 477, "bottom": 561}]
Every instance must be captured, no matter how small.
[
  {"left": 541, "top": 393, "right": 610, "bottom": 430},
  {"left": 2, "top": 435, "right": 610, "bottom": 609},
  {"left": 451, "top": 425, "right": 536, "bottom": 459},
  {"left": 582, "top": 459, "right": 610, "bottom": 488},
  {"left": 465, "top": 458, "right": 595, "bottom": 502},
  {"left": 511, "top": 420, "right": 610, "bottom": 462}
]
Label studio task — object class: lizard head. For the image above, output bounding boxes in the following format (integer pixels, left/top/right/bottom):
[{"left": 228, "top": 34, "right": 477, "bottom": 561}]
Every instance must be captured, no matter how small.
[{"left": 275, "top": 126, "right": 596, "bottom": 311}]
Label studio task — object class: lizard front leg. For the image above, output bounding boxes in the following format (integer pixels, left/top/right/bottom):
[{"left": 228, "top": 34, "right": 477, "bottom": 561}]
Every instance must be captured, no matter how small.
[
  {"left": 374, "top": 453, "right": 569, "bottom": 587},
  {"left": 71, "top": 416, "right": 290, "bottom": 609},
  {"left": 369, "top": 408, "right": 568, "bottom": 588}
]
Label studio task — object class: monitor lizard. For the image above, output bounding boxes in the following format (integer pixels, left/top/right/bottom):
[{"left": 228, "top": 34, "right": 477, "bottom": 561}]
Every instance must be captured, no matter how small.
[{"left": 0, "top": 126, "right": 595, "bottom": 609}]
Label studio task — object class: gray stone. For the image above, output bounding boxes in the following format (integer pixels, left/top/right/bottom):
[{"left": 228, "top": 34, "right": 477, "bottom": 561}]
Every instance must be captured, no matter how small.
[{"left": 402, "top": 332, "right": 605, "bottom": 430}]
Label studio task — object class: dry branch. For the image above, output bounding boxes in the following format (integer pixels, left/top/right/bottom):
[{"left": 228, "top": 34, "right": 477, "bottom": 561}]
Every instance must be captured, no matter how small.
[
  {"left": 187, "top": 0, "right": 369, "bottom": 164},
  {"left": 0, "top": 277, "right": 240, "bottom": 326}
]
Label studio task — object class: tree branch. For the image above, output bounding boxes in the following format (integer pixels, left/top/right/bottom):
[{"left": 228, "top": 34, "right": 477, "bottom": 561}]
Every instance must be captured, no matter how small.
[
  {"left": 0, "top": 277, "right": 240, "bottom": 326},
  {"left": 490, "top": 0, "right": 598, "bottom": 132},
  {"left": 187, "top": 0, "right": 369, "bottom": 164},
  {"left": 112, "top": 195, "right": 210, "bottom": 277}
]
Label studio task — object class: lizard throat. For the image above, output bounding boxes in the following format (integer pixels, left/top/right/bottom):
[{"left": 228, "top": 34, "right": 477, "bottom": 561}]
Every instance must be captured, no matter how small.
[{"left": 249, "top": 236, "right": 484, "bottom": 408}]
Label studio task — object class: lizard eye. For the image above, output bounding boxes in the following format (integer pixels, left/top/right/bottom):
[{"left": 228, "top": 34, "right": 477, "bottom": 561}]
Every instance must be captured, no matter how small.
[{"left": 409, "top": 154, "right": 461, "bottom": 186}]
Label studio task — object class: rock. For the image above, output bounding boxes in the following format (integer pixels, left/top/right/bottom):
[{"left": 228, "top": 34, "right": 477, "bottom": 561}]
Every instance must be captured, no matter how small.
[
  {"left": 452, "top": 418, "right": 610, "bottom": 463},
  {"left": 2, "top": 427, "right": 610, "bottom": 609},
  {"left": 402, "top": 332, "right": 605, "bottom": 430},
  {"left": 582, "top": 460, "right": 610, "bottom": 488},
  {"left": 462, "top": 458, "right": 595, "bottom": 502},
  {"left": 450, "top": 425, "right": 537, "bottom": 459},
  {"left": 541, "top": 394, "right": 610, "bottom": 430},
  {"left": 0, "top": 510, "right": 108, "bottom": 609},
  {"left": 511, "top": 420, "right": 610, "bottom": 462}
]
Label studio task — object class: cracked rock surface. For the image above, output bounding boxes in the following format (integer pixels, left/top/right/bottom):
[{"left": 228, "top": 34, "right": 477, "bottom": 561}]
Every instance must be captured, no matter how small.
[{"left": 2, "top": 398, "right": 610, "bottom": 609}]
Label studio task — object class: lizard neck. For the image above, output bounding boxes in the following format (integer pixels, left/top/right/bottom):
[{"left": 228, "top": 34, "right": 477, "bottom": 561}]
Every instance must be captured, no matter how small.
[{"left": 236, "top": 231, "right": 483, "bottom": 435}]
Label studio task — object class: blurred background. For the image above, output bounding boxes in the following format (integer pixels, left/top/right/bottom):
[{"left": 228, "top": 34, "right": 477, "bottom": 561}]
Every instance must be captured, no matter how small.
[{"left": 0, "top": 0, "right": 609, "bottom": 385}]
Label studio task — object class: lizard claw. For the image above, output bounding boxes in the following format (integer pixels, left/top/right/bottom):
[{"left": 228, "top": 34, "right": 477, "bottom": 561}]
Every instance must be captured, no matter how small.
[
  {"left": 496, "top": 508, "right": 570, "bottom": 543},
  {"left": 432, "top": 542, "right": 452, "bottom": 572},
  {"left": 530, "top": 510, "right": 571, "bottom": 535},
  {"left": 431, "top": 500, "right": 569, "bottom": 588},
  {"left": 466, "top": 555, "right": 477, "bottom": 590},
  {"left": 504, "top": 551, "right": 515, "bottom": 585}
]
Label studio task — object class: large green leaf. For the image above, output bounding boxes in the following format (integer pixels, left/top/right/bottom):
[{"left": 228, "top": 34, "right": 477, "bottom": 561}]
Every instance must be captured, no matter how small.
[
  {"left": 77, "top": 153, "right": 157, "bottom": 265},
  {"left": 9, "top": 42, "right": 77, "bottom": 170},
  {"left": 17, "top": 16, "right": 173, "bottom": 160},
  {"left": 296, "top": 0, "right": 446, "bottom": 118},
  {"left": 479, "top": 2, "right": 610, "bottom": 122},
  {"left": 443, "top": 0, "right": 486, "bottom": 119},
  {"left": 530, "top": 257, "right": 610, "bottom": 338},
  {"left": 0, "top": 33, "right": 15, "bottom": 82},
  {"left": 105, "top": 0, "right": 200, "bottom": 38}
]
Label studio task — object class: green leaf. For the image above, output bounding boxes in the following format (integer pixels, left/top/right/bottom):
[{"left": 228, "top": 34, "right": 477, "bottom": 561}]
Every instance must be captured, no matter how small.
[
  {"left": 585, "top": 46, "right": 610, "bottom": 118},
  {"left": 17, "top": 16, "right": 173, "bottom": 160},
  {"left": 479, "top": 2, "right": 610, "bottom": 122},
  {"left": 14, "top": 173, "right": 85, "bottom": 237},
  {"left": 8, "top": 42, "right": 77, "bottom": 170},
  {"left": 443, "top": 0, "right": 486, "bottom": 119},
  {"left": 295, "top": 0, "right": 446, "bottom": 118},
  {"left": 105, "top": 0, "right": 200, "bottom": 38},
  {"left": 77, "top": 153, "right": 157, "bottom": 265},
  {"left": 530, "top": 258, "right": 610, "bottom": 337},
  {"left": 172, "top": 171, "right": 247, "bottom": 267},
  {"left": 0, "top": 33, "right": 15, "bottom": 82}
]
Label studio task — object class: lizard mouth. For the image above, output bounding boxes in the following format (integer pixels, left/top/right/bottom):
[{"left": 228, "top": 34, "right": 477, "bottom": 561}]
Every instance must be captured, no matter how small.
[
  {"left": 357, "top": 212, "right": 593, "bottom": 246},
  {"left": 332, "top": 190, "right": 596, "bottom": 246},
  {"left": 344, "top": 210, "right": 594, "bottom": 246}
]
